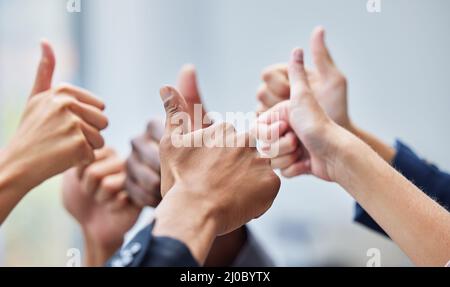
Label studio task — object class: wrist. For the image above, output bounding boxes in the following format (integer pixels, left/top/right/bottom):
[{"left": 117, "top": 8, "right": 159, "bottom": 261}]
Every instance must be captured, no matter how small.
[
  {"left": 0, "top": 144, "right": 42, "bottom": 193},
  {"left": 0, "top": 148, "right": 32, "bottom": 199},
  {"left": 82, "top": 228, "right": 122, "bottom": 267},
  {"left": 153, "top": 183, "right": 218, "bottom": 265},
  {"left": 333, "top": 131, "right": 378, "bottom": 191}
]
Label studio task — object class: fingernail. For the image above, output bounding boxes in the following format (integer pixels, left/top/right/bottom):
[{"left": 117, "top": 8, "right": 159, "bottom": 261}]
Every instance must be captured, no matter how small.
[
  {"left": 159, "top": 86, "right": 172, "bottom": 101},
  {"left": 292, "top": 48, "right": 304, "bottom": 63}
]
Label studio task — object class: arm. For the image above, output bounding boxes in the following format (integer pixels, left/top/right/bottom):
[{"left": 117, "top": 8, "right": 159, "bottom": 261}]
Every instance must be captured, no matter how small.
[
  {"left": 335, "top": 134, "right": 450, "bottom": 266},
  {"left": 125, "top": 65, "right": 271, "bottom": 266},
  {"left": 0, "top": 41, "right": 107, "bottom": 224},
  {"left": 63, "top": 147, "right": 141, "bottom": 266},
  {"left": 257, "top": 48, "right": 450, "bottom": 266}
]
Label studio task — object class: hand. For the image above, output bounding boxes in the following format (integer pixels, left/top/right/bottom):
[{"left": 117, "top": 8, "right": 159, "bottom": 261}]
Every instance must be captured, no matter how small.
[
  {"left": 258, "top": 27, "right": 394, "bottom": 175},
  {"left": 256, "top": 48, "right": 349, "bottom": 182},
  {"left": 153, "top": 86, "right": 281, "bottom": 264},
  {"left": 125, "top": 65, "right": 206, "bottom": 207},
  {"left": 63, "top": 147, "right": 141, "bottom": 266},
  {"left": 259, "top": 49, "right": 450, "bottom": 267},
  {"left": 258, "top": 27, "right": 349, "bottom": 126},
  {"left": 127, "top": 66, "right": 251, "bottom": 266},
  {"left": 0, "top": 41, "right": 108, "bottom": 223},
  {"left": 2, "top": 41, "right": 108, "bottom": 192}
]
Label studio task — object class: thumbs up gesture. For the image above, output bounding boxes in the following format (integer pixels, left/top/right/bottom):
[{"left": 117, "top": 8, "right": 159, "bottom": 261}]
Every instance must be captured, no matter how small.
[
  {"left": 2, "top": 41, "right": 108, "bottom": 193},
  {"left": 255, "top": 48, "right": 351, "bottom": 182}
]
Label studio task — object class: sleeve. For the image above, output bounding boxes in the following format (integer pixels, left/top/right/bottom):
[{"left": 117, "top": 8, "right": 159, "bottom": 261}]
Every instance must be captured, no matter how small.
[
  {"left": 353, "top": 140, "right": 450, "bottom": 236},
  {"left": 231, "top": 226, "right": 275, "bottom": 267},
  {"left": 106, "top": 222, "right": 199, "bottom": 267}
]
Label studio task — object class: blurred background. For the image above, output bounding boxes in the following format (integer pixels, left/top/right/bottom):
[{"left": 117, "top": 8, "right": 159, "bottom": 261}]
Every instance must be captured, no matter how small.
[{"left": 1, "top": 0, "right": 449, "bottom": 266}]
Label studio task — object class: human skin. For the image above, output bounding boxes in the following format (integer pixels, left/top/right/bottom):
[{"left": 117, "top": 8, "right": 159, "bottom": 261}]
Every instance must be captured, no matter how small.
[
  {"left": 62, "top": 147, "right": 141, "bottom": 266},
  {"left": 0, "top": 41, "right": 107, "bottom": 224},
  {"left": 255, "top": 48, "right": 450, "bottom": 266},
  {"left": 257, "top": 27, "right": 395, "bottom": 177},
  {"left": 152, "top": 86, "right": 281, "bottom": 265},
  {"left": 126, "top": 65, "right": 252, "bottom": 266}
]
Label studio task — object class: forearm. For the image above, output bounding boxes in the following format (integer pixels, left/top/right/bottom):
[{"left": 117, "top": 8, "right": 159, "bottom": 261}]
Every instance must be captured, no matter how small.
[
  {"left": 0, "top": 151, "right": 31, "bottom": 224},
  {"left": 153, "top": 185, "right": 217, "bottom": 265},
  {"left": 336, "top": 132, "right": 450, "bottom": 266},
  {"left": 348, "top": 123, "right": 396, "bottom": 164}
]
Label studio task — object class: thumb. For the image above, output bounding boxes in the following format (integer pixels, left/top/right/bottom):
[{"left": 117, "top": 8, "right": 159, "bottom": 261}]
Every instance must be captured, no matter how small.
[
  {"left": 177, "top": 64, "right": 209, "bottom": 129},
  {"left": 288, "top": 48, "right": 329, "bottom": 134},
  {"left": 31, "top": 40, "right": 55, "bottom": 97},
  {"left": 177, "top": 64, "right": 202, "bottom": 106},
  {"left": 159, "top": 86, "right": 190, "bottom": 135},
  {"left": 288, "top": 48, "right": 313, "bottom": 105},
  {"left": 310, "top": 26, "right": 334, "bottom": 76}
]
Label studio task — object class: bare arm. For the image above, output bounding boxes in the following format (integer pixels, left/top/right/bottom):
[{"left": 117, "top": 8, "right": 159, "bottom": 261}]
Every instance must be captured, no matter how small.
[{"left": 336, "top": 132, "right": 450, "bottom": 266}]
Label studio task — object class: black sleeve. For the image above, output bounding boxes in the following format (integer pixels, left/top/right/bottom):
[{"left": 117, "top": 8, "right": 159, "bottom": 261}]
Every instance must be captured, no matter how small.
[{"left": 106, "top": 222, "right": 199, "bottom": 267}]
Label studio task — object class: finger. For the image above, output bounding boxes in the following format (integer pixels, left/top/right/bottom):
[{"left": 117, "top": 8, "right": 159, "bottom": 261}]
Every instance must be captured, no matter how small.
[
  {"left": 260, "top": 131, "right": 299, "bottom": 156},
  {"left": 177, "top": 65, "right": 210, "bottom": 129},
  {"left": 271, "top": 150, "right": 301, "bottom": 170},
  {"left": 310, "top": 26, "right": 335, "bottom": 76},
  {"left": 82, "top": 156, "right": 125, "bottom": 195},
  {"left": 64, "top": 99, "right": 108, "bottom": 130},
  {"left": 262, "top": 63, "right": 288, "bottom": 79},
  {"left": 96, "top": 172, "right": 126, "bottom": 204},
  {"left": 131, "top": 136, "right": 160, "bottom": 172},
  {"left": 125, "top": 177, "right": 161, "bottom": 208},
  {"left": 281, "top": 159, "right": 311, "bottom": 178},
  {"left": 256, "top": 83, "right": 282, "bottom": 108},
  {"left": 108, "top": 191, "right": 133, "bottom": 212},
  {"left": 126, "top": 153, "right": 161, "bottom": 192},
  {"left": 79, "top": 119, "right": 105, "bottom": 149},
  {"left": 253, "top": 121, "right": 289, "bottom": 144},
  {"left": 31, "top": 40, "right": 55, "bottom": 97},
  {"left": 262, "top": 68, "right": 290, "bottom": 99},
  {"left": 289, "top": 48, "right": 311, "bottom": 101},
  {"left": 255, "top": 100, "right": 290, "bottom": 125},
  {"left": 77, "top": 147, "right": 114, "bottom": 178},
  {"left": 55, "top": 84, "right": 105, "bottom": 110},
  {"left": 94, "top": 147, "right": 116, "bottom": 161},
  {"left": 256, "top": 104, "right": 269, "bottom": 115},
  {"left": 146, "top": 118, "right": 165, "bottom": 142},
  {"left": 160, "top": 86, "right": 189, "bottom": 135}
]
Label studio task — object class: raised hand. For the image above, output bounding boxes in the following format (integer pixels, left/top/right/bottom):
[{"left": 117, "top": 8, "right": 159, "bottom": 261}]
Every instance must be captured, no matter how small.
[
  {"left": 0, "top": 41, "right": 108, "bottom": 223},
  {"left": 153, "top": 85, "right": 280, "bottom": 264},
  {"left": 125, "top": 65, "right": 207, "bottom": 207},
  {"left": 63, "top": 147, "right": 141, "bottom": 266},
  {"left": 257, "top": 28, "right": 350, "bottom": 176},
  {"left": 256, "top": 48, "right": 347, "bottom": 181}
]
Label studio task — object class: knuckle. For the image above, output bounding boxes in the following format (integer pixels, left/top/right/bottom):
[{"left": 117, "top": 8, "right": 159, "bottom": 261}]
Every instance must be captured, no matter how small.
[
  {"left": 256, "top": 88, "right": 266, "bottom": 102},
  {"left": 55, "top": 84, "right": 72, "bottom": 94},
  {"left": 334, "top": 73, "right": 347, "bottom": 86},
  {"left": 99, "top": 178, "right": 115, "bottom": 193},
  {"left": 261, "top": 68, "right": 274, "bottom": 82},
  {"left": 86, "top": 167, "right": 101, "bottom": 182},
  {"left": 147, "top": 118, "right": 162, "bottom": 133}
]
